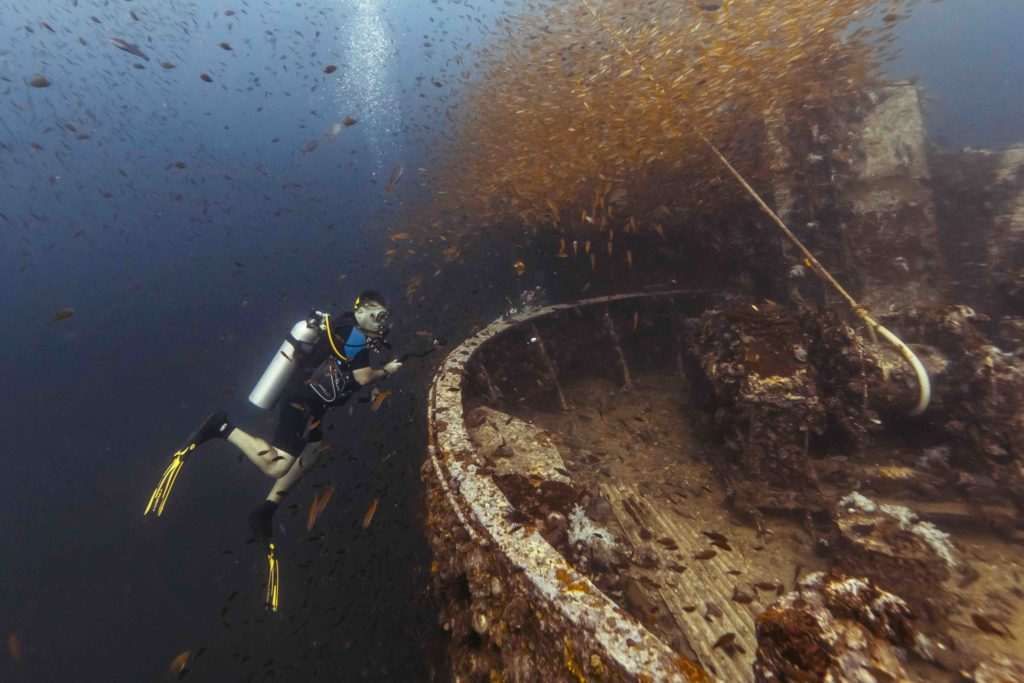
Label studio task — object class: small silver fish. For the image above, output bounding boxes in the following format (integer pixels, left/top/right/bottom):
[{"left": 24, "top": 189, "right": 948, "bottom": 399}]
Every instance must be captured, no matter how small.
[
  {"left": 385, "top": 164, "right": 404, "bottom": 193},
  {"left": 108, "top": 37, "right": 149, "bottom": 61}
]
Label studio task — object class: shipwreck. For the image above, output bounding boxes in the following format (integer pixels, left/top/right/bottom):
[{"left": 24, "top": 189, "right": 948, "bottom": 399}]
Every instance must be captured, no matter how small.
[{"left": 422, "top": 85, "right": 1024, "bottom": 682}]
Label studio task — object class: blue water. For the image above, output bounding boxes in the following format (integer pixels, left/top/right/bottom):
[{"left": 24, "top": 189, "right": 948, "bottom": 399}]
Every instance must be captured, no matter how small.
[
  {"left": 887, "top": 0, "right": 1024, "bottom": 149},
  {"left": 0, "top": 1, "right": 513, "bottom": 680},
  {"left": 0, "top": 0, "right": 1020, "bottom": 680}
]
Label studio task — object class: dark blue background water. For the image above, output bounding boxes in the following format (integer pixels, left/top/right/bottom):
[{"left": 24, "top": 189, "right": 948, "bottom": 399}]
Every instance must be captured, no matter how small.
[
  {"left": 887, "top": 0, "right": 1024, "bottom": 149},
  {"left": 0, "top": 0, "right": 1020, "bottom": 680}
]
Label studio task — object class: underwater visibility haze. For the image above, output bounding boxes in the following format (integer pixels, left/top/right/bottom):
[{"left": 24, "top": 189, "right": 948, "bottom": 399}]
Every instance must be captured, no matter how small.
[{"left": 1, "top": 0, "right": 1023, "bottom": 680}]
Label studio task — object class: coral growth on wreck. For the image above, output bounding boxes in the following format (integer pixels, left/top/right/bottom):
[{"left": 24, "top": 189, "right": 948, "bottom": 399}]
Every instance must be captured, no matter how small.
[
  {"left": 754, "top": 571, "right": 915, "bottom": 682},
  {"left": 839, "top": 492, "right": 957, "bottom": 568}
]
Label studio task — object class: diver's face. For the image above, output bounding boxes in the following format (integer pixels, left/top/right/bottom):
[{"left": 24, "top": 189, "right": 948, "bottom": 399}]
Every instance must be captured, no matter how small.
[{"left": 358, "top": 303, "right": 391, "bottom": 335}]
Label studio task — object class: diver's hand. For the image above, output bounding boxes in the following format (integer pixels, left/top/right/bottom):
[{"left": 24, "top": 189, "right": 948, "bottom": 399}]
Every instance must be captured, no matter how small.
[{"left": 383, "top": 359, "right": 403, "bottom": 376}]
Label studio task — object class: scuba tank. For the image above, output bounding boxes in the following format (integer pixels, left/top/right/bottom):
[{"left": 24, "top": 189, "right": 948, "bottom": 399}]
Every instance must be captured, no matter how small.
[{"left": 249, "top": 312, "right": 325, "bottom": 410}]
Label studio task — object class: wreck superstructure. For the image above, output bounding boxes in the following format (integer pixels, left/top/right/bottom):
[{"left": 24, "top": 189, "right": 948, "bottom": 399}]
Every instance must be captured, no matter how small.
[{"left": 422, "top": 85, "right": 1024, "bottom": 682}]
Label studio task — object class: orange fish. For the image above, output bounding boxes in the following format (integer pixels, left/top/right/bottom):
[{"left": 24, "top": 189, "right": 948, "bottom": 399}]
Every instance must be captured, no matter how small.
[
  {"left": 318, "top": 485, "right": 334, "bottom": 514},
  {"left": 362, "top": 496, "right": 381, "bottom": 529},
  {"left": 371, "top": 390, "right": 392, "bottom": 412},
  {"left": 306, "top": 493, "right": 319, "bottom": 531},
  {"left": 385, "top": 165, "right": 404, "bottom": 193},
  {"left": 8, "top": 634, "right": 23, "bottom": 664},
  {"left": 306, "top": 485, "right": 335, "bottom": 531},
  {"left": 441, "top": 244, "right": 461, "bottom": 262},
  {"left": 546, "top": 198, "right": 559, "bottom": 221},
  {"left": 405, "top": 276, "right": 422, "bottom": 302},
  {"left": 51, "top": 307, "right": 75, "bottom": 322},
  {"left": 169, "top": 650, "right": 190, "bottom": 675}
]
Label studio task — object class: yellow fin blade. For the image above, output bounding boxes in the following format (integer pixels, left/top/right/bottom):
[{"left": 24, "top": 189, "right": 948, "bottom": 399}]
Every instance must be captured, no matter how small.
[
  {"left": 265, "top": 543, "right": 280, "bottom": 612},
  {"left": 143, "top": 443, "right": 195, "bottom": 516}
]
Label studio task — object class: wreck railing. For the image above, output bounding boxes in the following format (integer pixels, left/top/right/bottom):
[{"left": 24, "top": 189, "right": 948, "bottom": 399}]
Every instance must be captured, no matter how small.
[{"left": 424, "top": 290, "right": 715, "bottom": 683}]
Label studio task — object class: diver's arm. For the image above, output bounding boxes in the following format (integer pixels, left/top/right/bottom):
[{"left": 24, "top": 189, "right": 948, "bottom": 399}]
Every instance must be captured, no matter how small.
[
  {"left": 352, "top": 360, "right": 401, "bottom": 387},
  {"left": 352, "top": 367, "right": 387, "bottom": 386}
]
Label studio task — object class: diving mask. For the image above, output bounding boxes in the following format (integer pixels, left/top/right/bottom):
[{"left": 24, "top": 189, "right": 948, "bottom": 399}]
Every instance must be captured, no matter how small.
[{"left": 355, "top": 302, "right": 391, "bottom": 335}]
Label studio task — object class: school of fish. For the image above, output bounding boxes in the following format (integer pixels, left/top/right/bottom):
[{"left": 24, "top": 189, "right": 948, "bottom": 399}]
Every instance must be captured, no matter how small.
[{"left": 430, "top": 0, "right": 914, "bottom": 248}]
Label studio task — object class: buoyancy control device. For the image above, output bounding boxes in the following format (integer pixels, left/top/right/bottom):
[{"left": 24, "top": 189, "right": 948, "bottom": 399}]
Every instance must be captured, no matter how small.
[{"left": 306, "top": 354, "right": 357, "bottom": 405}]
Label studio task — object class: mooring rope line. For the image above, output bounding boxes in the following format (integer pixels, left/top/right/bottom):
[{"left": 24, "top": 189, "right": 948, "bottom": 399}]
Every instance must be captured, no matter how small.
[{"left": 576, "top": 0, "right": 930, "bottom": 415}]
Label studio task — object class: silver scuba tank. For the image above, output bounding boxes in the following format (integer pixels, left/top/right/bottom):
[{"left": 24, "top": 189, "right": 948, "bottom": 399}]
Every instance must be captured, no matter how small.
[{"left": 248, "top": 315, "right": 323, "bottom": 410}]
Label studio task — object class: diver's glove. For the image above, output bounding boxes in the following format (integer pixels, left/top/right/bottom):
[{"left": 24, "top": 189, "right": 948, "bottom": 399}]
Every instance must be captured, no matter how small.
[{"left": 382, "top": 359, "right": 403, "bottom": 376}]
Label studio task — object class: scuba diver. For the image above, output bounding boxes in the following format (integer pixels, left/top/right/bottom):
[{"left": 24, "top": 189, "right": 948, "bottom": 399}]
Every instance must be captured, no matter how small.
[{"left": 144, "top": 291, "right": 406, "bottom": 610}]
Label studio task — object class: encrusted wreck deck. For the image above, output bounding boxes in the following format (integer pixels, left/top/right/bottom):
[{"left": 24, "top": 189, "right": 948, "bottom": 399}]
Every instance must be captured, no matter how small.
[{"left": 422, "top": 291, "right": 1024, "bottom": 682}]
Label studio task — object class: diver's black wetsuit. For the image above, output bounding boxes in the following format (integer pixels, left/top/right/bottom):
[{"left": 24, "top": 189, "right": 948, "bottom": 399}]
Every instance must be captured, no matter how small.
[{"left": 271, "top": 315, "right": 371, "bottom": 456}]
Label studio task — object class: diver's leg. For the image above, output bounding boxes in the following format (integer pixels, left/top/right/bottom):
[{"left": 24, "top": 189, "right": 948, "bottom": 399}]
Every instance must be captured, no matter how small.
[
  {"left": 267, "top": 442, "right": 323, "bottom": 502},
  {"left": 226, "top": 427, "right": 292, "bottom": 475},
  {"left": 248, "top": 442, "right": 322, "bottom": 539}
]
